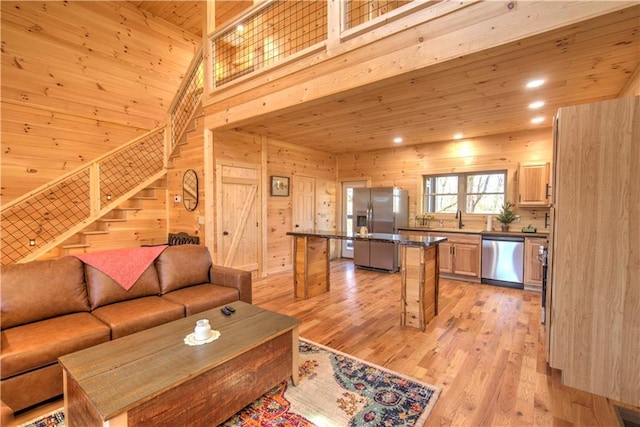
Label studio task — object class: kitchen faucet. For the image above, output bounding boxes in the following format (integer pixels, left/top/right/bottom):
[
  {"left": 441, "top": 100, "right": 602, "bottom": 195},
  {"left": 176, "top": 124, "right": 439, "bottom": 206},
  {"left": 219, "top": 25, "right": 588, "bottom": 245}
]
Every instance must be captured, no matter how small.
[{"left": 455, "top": 209, "right": 464, "bottom": 229}]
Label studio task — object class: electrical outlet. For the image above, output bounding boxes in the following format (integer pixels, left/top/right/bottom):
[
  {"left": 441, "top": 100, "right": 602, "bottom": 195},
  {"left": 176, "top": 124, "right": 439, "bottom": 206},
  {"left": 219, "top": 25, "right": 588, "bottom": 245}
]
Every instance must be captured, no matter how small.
[{"left": 515, "top": 215, "right": 521, "bottom": 223}]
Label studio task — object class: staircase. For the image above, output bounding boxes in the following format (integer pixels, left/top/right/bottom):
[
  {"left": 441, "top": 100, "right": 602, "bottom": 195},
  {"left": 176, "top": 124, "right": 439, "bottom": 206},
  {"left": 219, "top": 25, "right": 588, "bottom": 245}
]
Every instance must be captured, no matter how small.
[
  {"left": 36, "top": 178, "right": 168, "bottom": 260},
  {"left": 168, "top": 104, "right": 204, "bottom": 166},
  {"left": 1, "top": 48, "right": 203, "bottom": 265}
]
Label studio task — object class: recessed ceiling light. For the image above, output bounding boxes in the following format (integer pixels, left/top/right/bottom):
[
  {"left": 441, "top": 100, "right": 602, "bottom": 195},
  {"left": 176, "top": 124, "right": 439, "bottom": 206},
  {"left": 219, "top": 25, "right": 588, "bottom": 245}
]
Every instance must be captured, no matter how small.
[
  {"left": 526, "top": 79, "right": 545, "bottom": 88},
  {"left": 529, "top": 101, "right": 545, "bottom": 109},
  {"left": 531, "top": 116, "right": 545, "bottom": 124},
  {"left": 453, "top": 133, "right": 463, "bottom": 140},
  {"left": 393, "top": 137, "right": 403, "bottom": 144}
]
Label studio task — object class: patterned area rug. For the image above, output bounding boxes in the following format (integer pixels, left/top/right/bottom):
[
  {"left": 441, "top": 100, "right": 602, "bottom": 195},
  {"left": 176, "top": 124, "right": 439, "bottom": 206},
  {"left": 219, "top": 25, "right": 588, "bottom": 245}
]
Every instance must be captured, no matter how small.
[{"left": 20, "top": 339, "right": 440, "bottom": 427}]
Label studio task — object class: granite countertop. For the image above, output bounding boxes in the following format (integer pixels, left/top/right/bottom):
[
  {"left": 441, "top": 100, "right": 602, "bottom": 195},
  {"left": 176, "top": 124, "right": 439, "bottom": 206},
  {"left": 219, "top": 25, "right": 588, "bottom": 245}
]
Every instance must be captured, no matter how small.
[
  {"left": 397, "top": 226, "right": 550, "bottom": 239},
  {"left": 286, "top": 229, "right": 448, "bottom": 247}
]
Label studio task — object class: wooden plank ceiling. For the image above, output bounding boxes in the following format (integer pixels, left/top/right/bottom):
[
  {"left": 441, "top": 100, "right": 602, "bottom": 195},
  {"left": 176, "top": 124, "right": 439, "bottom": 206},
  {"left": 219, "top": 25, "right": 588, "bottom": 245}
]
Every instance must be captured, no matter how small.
[
  {"left": 131, "top": 1, "right": 253, "bottom": 37},
  {"left": 134, "top": 2, "right": 640, "bottom": 154}
]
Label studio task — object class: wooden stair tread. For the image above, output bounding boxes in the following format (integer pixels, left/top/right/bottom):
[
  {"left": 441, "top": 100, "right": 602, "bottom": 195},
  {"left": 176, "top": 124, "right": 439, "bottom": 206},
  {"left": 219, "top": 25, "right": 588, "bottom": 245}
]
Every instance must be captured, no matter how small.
[
  {"left": 97, "top": 218, "right": 127, "bottom": 222},
  {"left": 62, "top": 243, "right": 90, "bottom": 249},
  {"left": 80, "top": 230, "right": 109, "bottom": 235},
  {"left": 130, "top": 196, "right": 156, "bottom": 200}
]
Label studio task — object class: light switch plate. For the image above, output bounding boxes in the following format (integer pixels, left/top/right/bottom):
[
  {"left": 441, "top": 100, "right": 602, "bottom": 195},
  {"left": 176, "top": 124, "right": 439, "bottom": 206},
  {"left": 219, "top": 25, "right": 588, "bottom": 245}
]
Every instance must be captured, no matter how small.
[{"left": 174, "top": 195, "right": 182, "bottom": 203}]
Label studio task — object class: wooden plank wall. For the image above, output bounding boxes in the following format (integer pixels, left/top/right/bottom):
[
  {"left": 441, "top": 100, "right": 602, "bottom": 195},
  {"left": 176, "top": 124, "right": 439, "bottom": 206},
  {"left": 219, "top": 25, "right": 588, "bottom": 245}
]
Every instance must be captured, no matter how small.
[
  {"left": 166, "top": 114, "right": 206, "bottom": 242},
  {"left": 622, "top": 66, "right": 640, "bottom": 97},
  {"left": 1, "top": 1, "right": 198, "bottom": 203},
  {"left": 201, "top": 128, "right": 548, "bottom": 274},
  {"left": 337, "top": 128, "right": 554, "bottom": 231},
  {"left": 267, "top": 138, "right": 336, "bottom": 274},
  {"left": 201, "top": 130, "right": 336, "bottom": 274}
]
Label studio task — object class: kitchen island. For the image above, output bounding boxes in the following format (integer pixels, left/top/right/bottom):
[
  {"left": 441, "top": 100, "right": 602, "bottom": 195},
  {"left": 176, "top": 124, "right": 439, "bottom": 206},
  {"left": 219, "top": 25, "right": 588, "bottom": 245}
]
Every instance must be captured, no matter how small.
[
  {"left": 398, "top": 227, "right": 549, "bottom": 290},
  {"left": 286, "top": 230, "right": 447, "bottom": 330}
]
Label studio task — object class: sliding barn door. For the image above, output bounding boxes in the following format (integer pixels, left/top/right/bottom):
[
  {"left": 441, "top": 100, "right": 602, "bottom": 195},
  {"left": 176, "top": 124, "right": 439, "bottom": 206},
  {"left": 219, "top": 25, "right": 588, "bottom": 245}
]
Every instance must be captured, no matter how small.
[{"left": 215, "top": 162, "right": 260, "bottom": 274}]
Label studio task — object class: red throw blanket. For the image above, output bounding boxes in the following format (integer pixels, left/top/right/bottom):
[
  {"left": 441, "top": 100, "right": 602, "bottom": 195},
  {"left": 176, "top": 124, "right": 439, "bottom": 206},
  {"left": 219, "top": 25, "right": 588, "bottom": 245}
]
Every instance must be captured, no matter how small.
[{"left": 74, "top": 245, "right": 168, "bottom": 290}]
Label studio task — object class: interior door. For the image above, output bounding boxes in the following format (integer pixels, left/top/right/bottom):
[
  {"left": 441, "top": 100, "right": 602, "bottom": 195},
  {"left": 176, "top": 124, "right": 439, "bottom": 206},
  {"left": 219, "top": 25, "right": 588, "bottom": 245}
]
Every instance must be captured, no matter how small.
[
  {"left": 292, "top": 176, "right": 315, "bottom": 231},
  {"left": 216, "top": 162, "right": 260, "bottom": 274},
  {"left": 341, "top": 180, "right": 367, "bottom": 258}
]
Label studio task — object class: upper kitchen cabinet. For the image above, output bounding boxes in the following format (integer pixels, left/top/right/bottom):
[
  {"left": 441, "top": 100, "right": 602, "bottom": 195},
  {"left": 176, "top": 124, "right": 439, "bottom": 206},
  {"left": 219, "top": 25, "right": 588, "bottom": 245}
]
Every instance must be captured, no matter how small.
[
  {"left": 548, "top": 96, "right": 639, "bottom": 407},
  {"left": 517, "top": 162, "right": 550, "bottom": 207}
]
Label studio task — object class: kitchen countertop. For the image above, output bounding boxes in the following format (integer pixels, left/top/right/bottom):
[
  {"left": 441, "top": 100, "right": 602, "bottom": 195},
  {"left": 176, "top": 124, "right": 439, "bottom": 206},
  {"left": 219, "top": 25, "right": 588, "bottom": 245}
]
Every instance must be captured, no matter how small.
[
  {"left": 397, "top": 227, "right": 550, "bottom": 239},
  {"left": 286, "top": 229, "right": 448, "bottom": 247}
]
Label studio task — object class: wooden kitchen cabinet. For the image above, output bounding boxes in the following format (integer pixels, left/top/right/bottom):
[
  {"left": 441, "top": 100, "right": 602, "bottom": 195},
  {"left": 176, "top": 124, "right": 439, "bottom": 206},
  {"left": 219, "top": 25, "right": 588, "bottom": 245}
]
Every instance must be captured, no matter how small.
[
  {"left": 523, "top": 237, "right": 546, "bottom": 291},
  {"left": 548, "top": 97, "right": 640, "bottom": 406},
  {"left": 437, "top": 241, "right": 453, "bottom": 273},
  {"left": 429, "top": 232, "right": 481, "bottom": 280},
  {"left": 397, "top": 229, "right": 480, "bottom": 280},
  {"left": 518, "top": 162, "right": 550, "bottom": 207}
]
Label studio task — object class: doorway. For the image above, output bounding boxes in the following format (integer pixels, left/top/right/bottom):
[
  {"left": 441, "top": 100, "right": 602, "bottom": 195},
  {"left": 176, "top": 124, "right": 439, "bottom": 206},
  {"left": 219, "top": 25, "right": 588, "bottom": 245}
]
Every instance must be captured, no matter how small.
[
  {"left": 215, "top": 161, "right": 260, "bottom": 274},
  {"left": 341, "top": 180, "right": 367, "bottom": 258},
  {"left": 293, "top": 176, "right": 316, "bottom": 231}
]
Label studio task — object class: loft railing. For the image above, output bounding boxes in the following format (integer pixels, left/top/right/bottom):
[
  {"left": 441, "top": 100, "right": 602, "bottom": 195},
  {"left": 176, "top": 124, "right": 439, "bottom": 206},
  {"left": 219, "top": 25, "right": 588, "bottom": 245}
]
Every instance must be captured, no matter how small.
[
  {"left": 209, "top": 0, "right": 432, "bottom": 88},
  {"left": 344, "top": 0, "right": 415, "bottom": 30},
  {"left": 1, "top": 47, "right": 204, "bottom": 265},
  {"left": 211, "top": 0, "right": 328, "bottom": 88}
]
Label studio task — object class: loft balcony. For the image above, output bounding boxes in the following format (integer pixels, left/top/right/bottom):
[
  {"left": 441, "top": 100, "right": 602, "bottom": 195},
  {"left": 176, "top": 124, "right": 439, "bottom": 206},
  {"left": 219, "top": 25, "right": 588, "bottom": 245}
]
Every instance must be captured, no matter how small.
[
  {"left": 203, "top": 0, "right": 636, "bottom": 139},
  {"left": 208, "top": 0, "right": 438, "bottom": 90}
]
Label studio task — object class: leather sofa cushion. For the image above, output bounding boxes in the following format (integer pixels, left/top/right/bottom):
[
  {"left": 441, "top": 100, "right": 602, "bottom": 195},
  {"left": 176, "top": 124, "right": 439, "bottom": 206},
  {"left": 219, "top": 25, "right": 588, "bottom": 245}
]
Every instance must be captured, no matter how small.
[
  {"left": 91, "top": 297, "right": 184, "bottom": 340},
  {"left": 0, "top": 312, "right": 110, "bottom": 379},
  {"left": 85, "top": 264, "right": 161, "bottom": 310},
  {"left": 156, "top": 245, "right": 212, "bottom": 293},
  {"left": 0, "top": 257, "right": 89, "bottom": 329},
  {"left": 1, "top": 363, "right": 62, "bottom": 413},
  {"left": 162, "top": 284, "right": 239, "bottom": 316}
]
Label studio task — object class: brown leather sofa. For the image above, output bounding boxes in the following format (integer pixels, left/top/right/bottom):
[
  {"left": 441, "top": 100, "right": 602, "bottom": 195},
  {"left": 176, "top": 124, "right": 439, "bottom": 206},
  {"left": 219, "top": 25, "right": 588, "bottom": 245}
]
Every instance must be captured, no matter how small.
[{"left": 0, "top": 245, "right": 251, "bottom": 415}]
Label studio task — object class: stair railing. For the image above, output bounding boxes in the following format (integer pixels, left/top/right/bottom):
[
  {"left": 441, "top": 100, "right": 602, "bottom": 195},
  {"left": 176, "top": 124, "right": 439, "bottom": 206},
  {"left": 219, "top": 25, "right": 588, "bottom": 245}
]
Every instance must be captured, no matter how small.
[
  {"left": 1, "top": 46, "right": 204, "bottom": 265},
  {"left": 168, "top": 45, "right": 204, "bottom": 154},
  {"left": 1, "top": 128, "right": 167, "bottom": 265}
]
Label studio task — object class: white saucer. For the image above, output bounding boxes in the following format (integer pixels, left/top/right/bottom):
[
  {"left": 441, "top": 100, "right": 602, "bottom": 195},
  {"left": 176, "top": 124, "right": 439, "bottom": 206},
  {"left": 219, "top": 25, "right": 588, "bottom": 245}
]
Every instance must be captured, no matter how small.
[{"left": 184, "top": 330, "right": 220, "bottom": 346}]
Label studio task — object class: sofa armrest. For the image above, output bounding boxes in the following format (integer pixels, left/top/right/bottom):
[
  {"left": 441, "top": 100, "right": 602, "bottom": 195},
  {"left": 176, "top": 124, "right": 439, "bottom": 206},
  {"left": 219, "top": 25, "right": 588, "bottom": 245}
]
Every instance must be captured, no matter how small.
[
  {"left": 1, "top": 400, "right": 14, "bottom": 426},
  {"left": 209, "top": 265, "right": 252, "bottom": 304}
]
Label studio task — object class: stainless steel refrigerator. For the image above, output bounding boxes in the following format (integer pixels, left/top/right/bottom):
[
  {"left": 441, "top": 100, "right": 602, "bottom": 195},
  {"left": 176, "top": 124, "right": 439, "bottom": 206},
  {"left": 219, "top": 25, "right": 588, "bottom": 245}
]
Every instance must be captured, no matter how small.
[{"left": 353, "top": 187, "right": 408, "bottom": 272}]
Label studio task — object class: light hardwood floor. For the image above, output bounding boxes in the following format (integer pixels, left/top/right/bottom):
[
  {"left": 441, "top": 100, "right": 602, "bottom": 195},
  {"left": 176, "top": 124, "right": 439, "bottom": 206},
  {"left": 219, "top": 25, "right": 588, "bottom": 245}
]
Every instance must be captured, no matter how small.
[
  {"left": 253, "top": 260, "right": 636, "bottom": 427},
  {"left": 12, "top": 260, "right": 637, "bottom": 426}
]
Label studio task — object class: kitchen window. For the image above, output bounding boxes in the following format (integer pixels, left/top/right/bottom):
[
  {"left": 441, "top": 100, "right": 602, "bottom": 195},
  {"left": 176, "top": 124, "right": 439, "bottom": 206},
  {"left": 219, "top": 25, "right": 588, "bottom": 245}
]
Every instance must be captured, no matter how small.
[{"left": 423, "top": 171, "right": 506, "bottom": 214}]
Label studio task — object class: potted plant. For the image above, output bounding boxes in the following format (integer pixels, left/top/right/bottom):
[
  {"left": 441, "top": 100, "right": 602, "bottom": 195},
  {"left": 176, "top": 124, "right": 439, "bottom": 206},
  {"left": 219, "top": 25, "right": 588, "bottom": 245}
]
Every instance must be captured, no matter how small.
[
  {"left": 496, "top": 201, "right": 517, "bottom": 231},
  {"left": 415, "top": 213, "right": 435, "bottom": 227}
]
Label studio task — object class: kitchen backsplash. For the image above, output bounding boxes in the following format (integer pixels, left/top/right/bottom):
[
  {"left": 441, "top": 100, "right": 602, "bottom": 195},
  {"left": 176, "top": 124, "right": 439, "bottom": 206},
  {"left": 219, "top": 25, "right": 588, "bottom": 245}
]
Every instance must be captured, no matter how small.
[{"left": 410, "top": 207, "right": 551, "bottom": 232}]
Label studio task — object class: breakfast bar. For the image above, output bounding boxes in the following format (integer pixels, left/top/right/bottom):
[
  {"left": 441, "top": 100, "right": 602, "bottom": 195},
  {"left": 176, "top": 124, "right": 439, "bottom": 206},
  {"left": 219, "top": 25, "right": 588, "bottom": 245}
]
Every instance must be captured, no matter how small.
[{"left": 286, "top": 230, "right": 447, "bottom": 330}]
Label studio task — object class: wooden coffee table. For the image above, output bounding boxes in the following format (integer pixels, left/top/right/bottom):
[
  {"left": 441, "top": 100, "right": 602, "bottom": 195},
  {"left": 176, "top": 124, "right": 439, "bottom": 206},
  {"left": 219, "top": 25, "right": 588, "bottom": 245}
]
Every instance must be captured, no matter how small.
[{"left": 58, "top": 301, "right": 300, "bottom": 426}]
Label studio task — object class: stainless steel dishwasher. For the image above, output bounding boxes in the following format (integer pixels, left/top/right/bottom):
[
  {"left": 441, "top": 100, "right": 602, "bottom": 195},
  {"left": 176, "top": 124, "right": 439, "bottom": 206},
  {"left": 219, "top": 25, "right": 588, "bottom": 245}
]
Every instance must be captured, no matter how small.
[{"left": 481, "top": 235, "right": 524, "bottom": 289}]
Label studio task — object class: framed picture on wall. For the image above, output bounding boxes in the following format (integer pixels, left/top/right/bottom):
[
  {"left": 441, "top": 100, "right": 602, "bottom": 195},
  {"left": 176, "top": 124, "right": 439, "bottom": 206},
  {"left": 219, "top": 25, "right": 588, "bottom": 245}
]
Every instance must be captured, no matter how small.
[{"left": 270, "top": 176, "right": 290, "bottom": 196}]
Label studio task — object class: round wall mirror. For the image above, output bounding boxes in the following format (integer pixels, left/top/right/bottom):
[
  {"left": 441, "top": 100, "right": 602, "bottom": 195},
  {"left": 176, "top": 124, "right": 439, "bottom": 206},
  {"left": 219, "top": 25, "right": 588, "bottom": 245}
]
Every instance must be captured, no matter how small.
[{"left": 182, "top": 169, "right": 198, "bottom": 211}]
